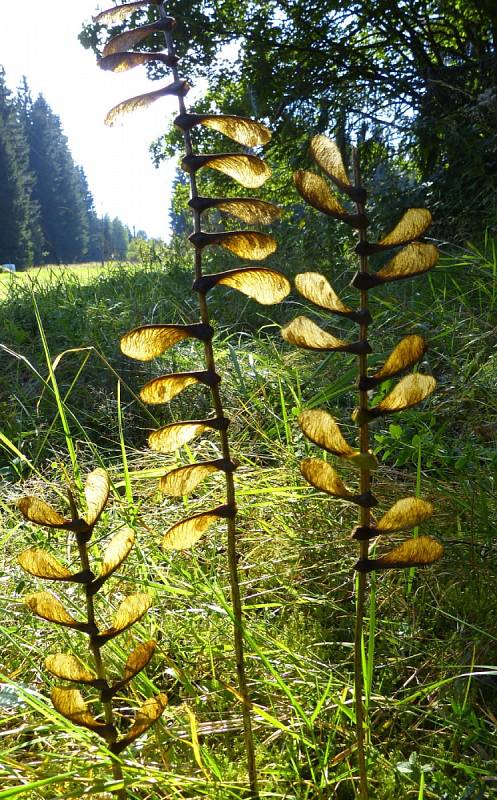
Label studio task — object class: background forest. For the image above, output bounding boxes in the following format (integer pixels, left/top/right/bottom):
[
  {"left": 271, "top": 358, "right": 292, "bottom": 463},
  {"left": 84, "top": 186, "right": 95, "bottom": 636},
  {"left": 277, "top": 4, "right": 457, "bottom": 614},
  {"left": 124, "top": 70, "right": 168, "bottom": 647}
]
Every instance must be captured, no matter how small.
[{"left": 0, "top": 0, "right": 496, "bottom": 798}]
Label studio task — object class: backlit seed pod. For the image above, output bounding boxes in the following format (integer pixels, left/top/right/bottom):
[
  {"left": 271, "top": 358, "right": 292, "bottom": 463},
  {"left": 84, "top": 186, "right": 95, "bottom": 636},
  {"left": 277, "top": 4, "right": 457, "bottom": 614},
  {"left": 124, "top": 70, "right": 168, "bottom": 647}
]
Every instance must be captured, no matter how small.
[{"left": 175, "top": 112, "right": 271, "bottom": 147}]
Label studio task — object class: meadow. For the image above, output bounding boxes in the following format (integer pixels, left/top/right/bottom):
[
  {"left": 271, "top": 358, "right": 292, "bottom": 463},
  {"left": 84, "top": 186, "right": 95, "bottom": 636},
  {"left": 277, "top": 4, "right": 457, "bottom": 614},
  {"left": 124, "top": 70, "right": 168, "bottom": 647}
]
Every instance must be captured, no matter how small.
[{"left": 0, "top": 238, "right": 496, "bottom": 799}]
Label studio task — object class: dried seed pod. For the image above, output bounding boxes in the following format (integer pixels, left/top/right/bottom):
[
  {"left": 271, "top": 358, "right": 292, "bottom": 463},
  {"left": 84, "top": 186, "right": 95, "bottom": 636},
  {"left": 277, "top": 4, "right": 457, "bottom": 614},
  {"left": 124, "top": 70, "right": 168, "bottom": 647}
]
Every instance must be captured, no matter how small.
[
  {"left": 295, "top": 272, "right": 370, "bottom": 323},
  {"left": 193, "top": 267, "right": 290, "bottom": 304},
  {"left": 299, "top": 410, "right": 378, "bottom": 470},
  {"left": 175, "top": 112, "right": 271, "bottom": 146},
  {"left": 354, "top": 374, "right": 436, "bottom": 425},
  {"left": 94, "top": 1, "right": 162, "bottom": 25},
  {"left": 189, "top": 230, "right": 277, "bottom": 260},
  {"left": 120, "top": 323, "right": 212, "bottom": 361},
  {"left": 102, "top": 17, "right": 175, "bottom": 56},
  {"left": 140, "top": 371, "right": 218, "bottom": 404},
  {"left": 159, "top": 459, "right": 234, "bottom": 496},
  {"left": 45, "top": 654, "right": 99, "bottom": 685},
  {"left": 99, "top": 51, "right": 178, "bottom": 72},
  {"left": 26, "top": 591, "right": 91, "bottom": 631},
  {"left": 309, "top": 135, "right": 366, "bottom": 202},
  {"left": 112, "top": 693, "right": 167, "bottom": 753},
  {"left": 96, "top": 593, "right": 152, "bottom": 644},
  {"left": 105, "top": 80, "right": 190, "bottom": 126},
  {"left": 355, "top": 536, "right": 444, "bottom": 572},
  {"left": 52, "top": 688, "right": 115, "bottom": 736},
  {"left": 281, "top": 316, "right": 370, "bottom": 354},
  {"left": 352, "top": 243, "right": 439, "bottom": 289},
  {"left": 163, "top": 504, "right": 236, "bottom": 550},
  {"left": 182, "top": 153, "right": 271, "bottom": 189},
  {"left": 189, "top": 196, "right": 281, "bottom": 225},
  {"left": 148, "top": 418, "right": 227, "bottom": 453},
  {"left": 84, "top": 469, "right": 110, "bottom": 527},
  {"left": 300, "top": 459, "right": 377, "bottom": 507},
  {"left": 359, "top": 335, "right": 427, "bottom": 390},
  {"left": 294, "top": 170, "right": 367, "bottom": 228}
]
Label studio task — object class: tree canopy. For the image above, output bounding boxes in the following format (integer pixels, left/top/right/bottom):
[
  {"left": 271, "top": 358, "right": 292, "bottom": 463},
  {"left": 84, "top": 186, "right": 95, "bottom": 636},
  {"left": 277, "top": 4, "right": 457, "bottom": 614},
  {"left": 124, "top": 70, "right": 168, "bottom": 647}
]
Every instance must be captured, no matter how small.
[{"left": 81, "top": 0, "right": 497, "bottom": 241}]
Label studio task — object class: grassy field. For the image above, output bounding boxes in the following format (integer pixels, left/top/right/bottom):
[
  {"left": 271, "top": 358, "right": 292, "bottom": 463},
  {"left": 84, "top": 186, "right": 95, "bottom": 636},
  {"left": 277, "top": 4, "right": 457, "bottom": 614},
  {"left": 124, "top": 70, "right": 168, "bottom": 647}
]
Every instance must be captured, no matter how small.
[{"left": 0, "top": 241, "right": 496, "bottom": 799}]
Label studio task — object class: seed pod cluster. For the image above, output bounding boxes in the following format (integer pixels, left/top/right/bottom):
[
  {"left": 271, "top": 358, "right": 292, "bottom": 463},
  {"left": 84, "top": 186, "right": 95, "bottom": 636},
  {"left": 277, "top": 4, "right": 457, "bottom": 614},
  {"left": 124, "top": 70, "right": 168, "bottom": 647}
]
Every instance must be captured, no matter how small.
[
  {"left": 17, "top": 469, "right": 165, "bottom": 795},
  {"left": 284, "top": 134, "right": 444, "bottom": 798},
  {"left": 93, "top": 2, "right": 291, "bottom": 794}
]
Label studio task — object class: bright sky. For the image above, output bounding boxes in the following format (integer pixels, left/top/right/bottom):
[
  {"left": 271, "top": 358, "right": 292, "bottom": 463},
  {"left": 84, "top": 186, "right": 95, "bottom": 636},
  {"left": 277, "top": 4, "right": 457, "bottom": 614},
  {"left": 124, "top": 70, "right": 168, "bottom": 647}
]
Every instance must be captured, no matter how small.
[{"left": 0, "top": 0, "right": 190, "bottom": 240}]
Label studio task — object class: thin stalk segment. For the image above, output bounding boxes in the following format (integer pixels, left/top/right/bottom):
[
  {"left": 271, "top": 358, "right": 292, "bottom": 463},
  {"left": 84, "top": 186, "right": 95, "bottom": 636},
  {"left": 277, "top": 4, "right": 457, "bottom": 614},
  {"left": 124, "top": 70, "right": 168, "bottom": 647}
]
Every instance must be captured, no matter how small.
[{"left": 352, "top": 148, "right": 370, "bottom": 800}]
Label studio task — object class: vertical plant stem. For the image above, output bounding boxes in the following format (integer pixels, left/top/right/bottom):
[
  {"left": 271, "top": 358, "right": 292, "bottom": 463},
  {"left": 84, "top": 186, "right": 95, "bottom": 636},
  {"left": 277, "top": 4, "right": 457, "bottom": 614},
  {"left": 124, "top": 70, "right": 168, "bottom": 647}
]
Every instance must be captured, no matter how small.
[
  {"left": 157, "top": 10, "right": 258, "bottom": 795},
  {"left": 69, "top": 492, "right": 125, "bottom": 799},
  {"left": 352, "top": 148, "right": 370, "bottom": 800}
]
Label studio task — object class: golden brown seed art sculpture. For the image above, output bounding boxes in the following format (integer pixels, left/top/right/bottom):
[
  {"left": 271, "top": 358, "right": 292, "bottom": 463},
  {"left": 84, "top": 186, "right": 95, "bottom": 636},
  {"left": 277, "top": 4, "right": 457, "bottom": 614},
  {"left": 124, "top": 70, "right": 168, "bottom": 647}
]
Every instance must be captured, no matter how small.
[
  {"left": 93, "top": 1, "right": 291, "bottom": 795},
  {"left": 17, "top": 469, "right": 164, "bottom": 800},
  {"left": 283, "top": 135, "right": 443, "bottom": 798}
]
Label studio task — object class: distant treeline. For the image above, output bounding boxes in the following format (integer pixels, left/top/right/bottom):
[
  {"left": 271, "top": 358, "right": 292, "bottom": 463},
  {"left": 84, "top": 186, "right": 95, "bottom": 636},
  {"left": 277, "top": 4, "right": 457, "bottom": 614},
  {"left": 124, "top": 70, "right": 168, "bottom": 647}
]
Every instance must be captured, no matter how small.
[{"left": 0, "top": 66, "right": 140, "bottom": 267}]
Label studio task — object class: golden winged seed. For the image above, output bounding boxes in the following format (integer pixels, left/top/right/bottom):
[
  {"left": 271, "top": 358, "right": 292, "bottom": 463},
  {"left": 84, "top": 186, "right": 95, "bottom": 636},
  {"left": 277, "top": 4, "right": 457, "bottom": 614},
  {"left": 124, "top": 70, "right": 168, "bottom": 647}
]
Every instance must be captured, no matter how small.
[
  {"left": 217, "top": 268, "right": 290, "bottom": 304},
  {"left": 309, "top": 135, "right": 351, "bottom": 189},
  {"left": 163, "top": 510, "right": 223, "bottom": 550},
  {"left": 281, "top": 317, "right": 349, "bottom": 351},
  {"left": 159, "top": 463, "right": 220, "bottom": 496},
  {"left": 295, "top": 272, "right": 352, "bottom": 314},
  {"left": 94, "top": 1, "right": 156, "bottom": 24},
  {"left": 216, "top": 199, "right": 281, "bottom": 225},
  {"left": 51, "top": 688, "right": 107, "bottom": 730},
  {"left": 26, "top": 592, "right": 79, "bottom": 628},
  {"left": 373, "top": 536, "right": 443, "bottom": 569},
  {"left": 100, "top": 528, "right": 135, "bottom": 579},
  {"left": 378, "top": 208, "right": 432, "bottom": 247},
  {"left": 202, "top": 154, "right": 271, "bottom": 189},
  {"left": 105, "top": 82, "right": 190, "bottom": 126},
  {"left": 217, "top": 231, "right": 277, "bottom": 261},
  {"left": 294, "top": 171, "right": 348, "bottom": 218},
  {"left": 122, "top": 641, "right": 157, "bottom": 683},
  {"left": 300, "top": 458, "right": 353, "bottom": 499},
  {"left": 377, "top": 498, "right": 434, "bottom": 533},
  {"left": 140, "top": 374, "right": 200, "bottom": 404},
  {"left": 103, "top": 594, "right": 152, "bottom": 638},
  {"left": 102, "top": 19, "right": 174, "bottom": 57},
  {"left": 118, "top": 693, "right": 167, "bottom": 746},
  {"left": 200, "top": 115, "right": 271, "bottom": 147},
  {"left": 18, "top": 548, "right": 72, "bottom": 581},
  {"left": 299, "top": 410, "right": 355, "bottom": 457},
  {"left": 376, "top": 374, "right": 436, "bottom": 415},
  {"left": 99, "top": 53, "right": 174, "bottom": 73},
  {"left": 18, "top": 496, "right": 68, "bottom": 528},
  {"left": 376, "top": 243, "right": 439, "bottom": 283},
  {"left": 45, "top": 654, "right": 97, "bottom": 684},
  {"left": 120, "top": 325, "right": 193, "bottom": 361},
  {"left": 84, "top": 468, "right": 110, "bottom": 526},
  {"left": 148, "top": 422, "right": 209, "bottom": 453},
  {"left": 373, "top": 335, "right": 427, "bottom": 381}
]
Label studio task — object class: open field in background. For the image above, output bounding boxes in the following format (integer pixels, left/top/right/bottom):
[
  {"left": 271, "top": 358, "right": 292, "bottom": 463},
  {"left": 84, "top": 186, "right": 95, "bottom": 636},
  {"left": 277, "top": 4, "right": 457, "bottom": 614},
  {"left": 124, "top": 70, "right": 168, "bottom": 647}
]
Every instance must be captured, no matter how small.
[{"left": 0, "top": 240, "right": 496, "bottom": 798}]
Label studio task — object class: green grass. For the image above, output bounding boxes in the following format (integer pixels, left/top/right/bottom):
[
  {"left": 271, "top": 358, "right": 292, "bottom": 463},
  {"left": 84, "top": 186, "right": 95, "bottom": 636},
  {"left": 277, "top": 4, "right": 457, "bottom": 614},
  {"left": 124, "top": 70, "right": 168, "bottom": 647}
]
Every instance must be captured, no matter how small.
[{"left": 0, "top": 241, "right": 496, "bottom": 799}]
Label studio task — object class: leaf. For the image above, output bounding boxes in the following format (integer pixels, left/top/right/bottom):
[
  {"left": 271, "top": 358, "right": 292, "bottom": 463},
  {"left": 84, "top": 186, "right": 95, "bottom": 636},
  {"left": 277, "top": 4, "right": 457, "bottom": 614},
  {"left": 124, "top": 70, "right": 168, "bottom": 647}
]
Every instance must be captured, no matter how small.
[
  {"left": 105, "top": 81, "right": 190, "bottom": 126},
  {"left": 97, "top": 594, "right": 152, "bottom": 643},
  {"left": 51, "top": 688, "right": 112, "bottom": 735},
  {"left": 99, "top": 52, "right": 178, "bottom": 73},
  {"left": 189, "top": 231, "right": 277, "bottom": 260},
  {"left": 294, "top": 171, "right": 366, "bottom": 228},
  {"left": 356, "top": 536, "right": 443, "bottom": 571},
  {"left": 295, "top": 272, "right": 354, "bottom": 317},
  {"left": 26, "top": 592, "right": 86, "bottom": 630},
  {"left": 182, "top": 153, "right": 271, "bottom": 189},
  {"left": 102, "top": 17, "right": 175, "bottom": 56},
  {"left": 18, "top": 548, "right": 72, "bottom": 581},
  {"left": 113, "top": 694, "right": 167, "bottom": 753},
  {"left": 94, "top": 1, "right": 161, "bottom": 25},
  {"left": 378, "top": 208, "right": 432, "bottom": 248},
  {"left": 281, "top": 316, "right": 369, "bottom": 354},
  {"left": 298, "top": 410, "right": 379, "bottom": 469},
  {"left": 175, "top": 112, "right": 271, "bottom": 147},
  {"left": 140, "top": 372, "right": 206, "bottom": 404},
  {"left": 100, "top": 527, "right": 136, "bottom": 580},
  {"left": 45, "top": 654, "right": 98, "bottom": 685},
  {"left": 121, "top": 640, "right": 157, "bottom": 685},
  {"left": 377, "top": 498, "right": 433, "bottom": 533},
  {"left": 363, "top": 335, "right": 428, "bottom": 389},
  {"left": 84, "top": 468, "right": 110, "bottom": 527},
  {"left": 300, "top": 458, "right": 377, "bottom": 507},
  {"left": 120, "top": 323, "right": 212, "bottom": 361},
  {"left": 159, "top": 460, "right": 229, "bottom": 496},
  {"left": 148, "top": 421, "right": 212, "bottom": 453},
  {"left": 17, "top": 497, "right": 73, "bottom": 530},
  {"left": 195, "top": 267, "right": 290, "bottom": 305},
  {"left": 163, "top": 506, "right": 234, "bottom": 550},
  {"left": 191, "top": 197, "right": 281, "bottom": 225}
]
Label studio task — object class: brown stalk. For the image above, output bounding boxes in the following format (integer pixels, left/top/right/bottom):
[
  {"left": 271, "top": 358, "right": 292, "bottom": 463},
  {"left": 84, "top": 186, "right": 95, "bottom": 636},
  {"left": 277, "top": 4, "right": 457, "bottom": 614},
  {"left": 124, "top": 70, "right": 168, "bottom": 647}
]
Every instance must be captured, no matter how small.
[{"left": 157, "top": 6, "right": 258, "bottom": 794}]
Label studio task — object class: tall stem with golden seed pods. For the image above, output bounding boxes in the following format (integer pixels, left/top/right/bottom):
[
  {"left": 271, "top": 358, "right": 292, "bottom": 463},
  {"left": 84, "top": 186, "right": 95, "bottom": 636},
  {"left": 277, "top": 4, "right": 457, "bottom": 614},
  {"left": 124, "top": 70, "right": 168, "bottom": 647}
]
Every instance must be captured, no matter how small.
[
  {"left": 17, "top": 469, "right": 165, "bottom": 799},
  {"left": 93, "top": 2, "right": 291, "bottom": 795},
  {"left": 283, "top": 135, "right": 444, "bottom": 796}
]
